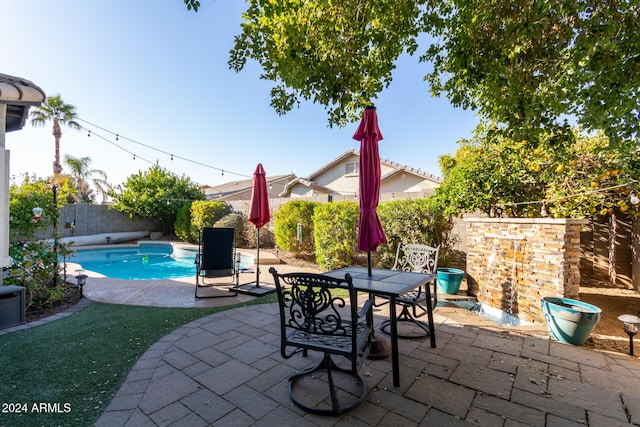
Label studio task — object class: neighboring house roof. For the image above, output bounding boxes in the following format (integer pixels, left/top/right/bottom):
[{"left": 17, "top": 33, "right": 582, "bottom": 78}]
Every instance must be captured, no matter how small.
[
  {"left": 204, "top": 173, "right": 296, "bottom": 201},
  {"left": 280, "top": 149, "right": 442, "bottom": 197},
  {"left": 280, "top": 178, "right": 333, "bottom": 195},
  {"left": 0, "top": 73, "right": 46, "bottom": 132}
]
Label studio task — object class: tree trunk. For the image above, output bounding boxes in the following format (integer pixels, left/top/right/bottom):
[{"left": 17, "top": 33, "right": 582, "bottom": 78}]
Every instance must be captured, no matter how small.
[{"left": 53, "top": 118, "right": 62, "bottom": 175}]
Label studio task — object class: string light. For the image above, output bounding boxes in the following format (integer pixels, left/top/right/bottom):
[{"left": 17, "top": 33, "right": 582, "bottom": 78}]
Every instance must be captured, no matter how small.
[
  {"left": 630, "top": 189, "right": 639, "bottom": 205},
  {"left": 76, "top": 118, "right": 252, "bottom": 180},
  {"left": 87, "top": 130, "right": 91, "bottom": 137},
  {"left": 170, "top": 154, "right": 174, "bottom": 161},
  {"left": 508, "top": 180, "right": 639, "bottom": 209}
]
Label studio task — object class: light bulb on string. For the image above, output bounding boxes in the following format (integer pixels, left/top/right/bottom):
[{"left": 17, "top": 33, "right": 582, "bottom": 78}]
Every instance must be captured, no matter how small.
[
  {"left": 87, "top": 131, "right": 91, "bottom": 137},
  {"left": 116, "top": 134, "right": 119, "bottom": 141},
  {"left": 221, "top": 170, "right": 224, "bottom": 176},
  {"left": 171, "top": 154, "right": 174, "bottom": 161},
  {"left": 630, "top": 189, "right": 640, "bottom": 205},
  {"left": 540, "top": 201, "right": 547, "bottom": 217},
  {"left": 133, "top": 154, "right": 136, "bottom": 160}
]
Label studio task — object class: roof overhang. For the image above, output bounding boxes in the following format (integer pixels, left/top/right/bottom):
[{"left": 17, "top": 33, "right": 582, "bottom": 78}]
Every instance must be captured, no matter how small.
[{"left": 0, "top": 73, "right": 46, "bottom": 132}]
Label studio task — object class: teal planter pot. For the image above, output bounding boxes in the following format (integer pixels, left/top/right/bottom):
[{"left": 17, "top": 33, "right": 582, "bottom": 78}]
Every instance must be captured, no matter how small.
[
  {"left": 541, "top": 297, "right": 601, "bottom": 345},
  {"left": 436, "top": 268, "right": 464, "bottom": 295}
]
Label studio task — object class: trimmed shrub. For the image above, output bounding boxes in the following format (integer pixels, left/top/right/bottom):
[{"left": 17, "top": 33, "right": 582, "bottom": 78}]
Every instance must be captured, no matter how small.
[
  {"left": 243, "top": 222, "right": 275, "bottom": 249},
  {"left": 189, "top": 200, "right": 229, "bottom": 241},
  {"left": 174, "top": 202, "right": 192, "bottom": 242},
  {"left": 375, "top": 197, "right": 455, "bottom": 268},
  {"left": 313, "top": 201, "right": 359, "bottom": 270},
  {"left": 214, "top": 213, "right": 245, "bottom": 246},
  {"left": 274, "top": 200, "right": 319, "bottom": 255}
]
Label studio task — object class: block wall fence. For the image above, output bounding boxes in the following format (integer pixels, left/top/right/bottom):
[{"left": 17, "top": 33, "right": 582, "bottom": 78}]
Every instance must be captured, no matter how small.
[{"left": 33, "top": 204, "right": 159, "bottom": 241}]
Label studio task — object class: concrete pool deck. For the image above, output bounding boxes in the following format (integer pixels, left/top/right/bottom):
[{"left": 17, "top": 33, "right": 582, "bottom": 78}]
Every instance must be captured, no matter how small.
[{"left": 74, "top": 248, "right": 317, "bottom": 308}]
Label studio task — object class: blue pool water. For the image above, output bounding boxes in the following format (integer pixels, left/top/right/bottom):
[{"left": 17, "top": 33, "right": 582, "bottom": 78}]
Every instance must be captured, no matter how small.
[{"left": 67, "top": 245, "right": 199, "bottom": 280}]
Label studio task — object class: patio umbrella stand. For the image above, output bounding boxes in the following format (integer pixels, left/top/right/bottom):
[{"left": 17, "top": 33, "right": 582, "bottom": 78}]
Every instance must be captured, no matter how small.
[{"left": 236, "top": 163, "right": 276, "bottom": 297}]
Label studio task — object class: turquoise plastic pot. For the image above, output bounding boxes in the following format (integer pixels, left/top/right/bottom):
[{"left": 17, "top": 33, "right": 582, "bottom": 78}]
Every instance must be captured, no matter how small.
[
  {"left": 436, "top": 268, "right": 464, "bottom": 295},
  {"left": 541, "top": 297, "right": 601, "bottom": 345}
]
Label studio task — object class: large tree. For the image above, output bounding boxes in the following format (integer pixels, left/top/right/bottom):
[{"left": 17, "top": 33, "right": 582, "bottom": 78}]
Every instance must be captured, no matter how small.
[
  {"left": 30, "top": 95, "right": 81, "bottom": 176},
  {"left": 186, "top": 0, "right": 640, "bottom": 143},
  {"left": 63, "top": 155, "right": 110, "bottom": 203},
  {"left": 435, "top": 125, "right": 640, "bottom": 218},
  {"left": 109, "top": 164, "right": 205, "bottom": 235}
]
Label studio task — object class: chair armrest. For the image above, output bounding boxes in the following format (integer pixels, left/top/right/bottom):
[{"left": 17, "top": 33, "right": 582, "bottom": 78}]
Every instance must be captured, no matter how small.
[{"left": 358, "top": 299, "right": 373, "bottom": 318}]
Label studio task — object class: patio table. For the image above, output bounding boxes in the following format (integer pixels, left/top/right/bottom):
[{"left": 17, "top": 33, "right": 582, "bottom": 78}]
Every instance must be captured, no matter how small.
[{"left": 324, "top": 266, "right": 436, "bottom": 387}]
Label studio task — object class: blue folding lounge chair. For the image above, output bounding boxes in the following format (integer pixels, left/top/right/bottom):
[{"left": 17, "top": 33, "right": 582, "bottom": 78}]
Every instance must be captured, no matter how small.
[{"left": 195, "top": 227, "right": 239, "bottom": 298}]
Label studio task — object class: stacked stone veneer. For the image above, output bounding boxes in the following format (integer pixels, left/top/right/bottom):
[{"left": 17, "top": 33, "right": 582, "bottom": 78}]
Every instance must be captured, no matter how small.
[{"left": 465, "top": 217, "right": 588, "bottom": 324}]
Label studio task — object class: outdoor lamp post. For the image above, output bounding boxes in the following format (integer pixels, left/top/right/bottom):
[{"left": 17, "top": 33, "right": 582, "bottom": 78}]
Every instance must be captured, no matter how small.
[
  {"left": 75, "top": 274, "right": 88, "bottom": 297},
  {"left": 52, "top": 185, "right": 59, "bottom": 288},
  {"left": 618, "top": 314, "right": 640, "bottom": 356}
]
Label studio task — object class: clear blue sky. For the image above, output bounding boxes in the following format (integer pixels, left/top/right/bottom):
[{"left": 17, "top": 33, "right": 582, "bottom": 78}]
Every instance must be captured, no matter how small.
[{"left": 3, "top": 0, "right": 479, "bottom": 189}]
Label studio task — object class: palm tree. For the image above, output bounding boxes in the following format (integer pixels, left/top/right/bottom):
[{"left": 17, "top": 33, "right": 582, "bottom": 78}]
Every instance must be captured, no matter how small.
[
  {"left": 63, "top": 155, "right": 111, "bottom": 203},
  {"left": 30, "top": 95, "right": 81, "bottom": 176}
]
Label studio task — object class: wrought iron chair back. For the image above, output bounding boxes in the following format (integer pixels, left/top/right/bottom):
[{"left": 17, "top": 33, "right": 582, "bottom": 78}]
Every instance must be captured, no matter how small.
[
  {"left": 269, "top": 267, "right": 373, "bottom": 415},
  {"left": 393, "top": 243, "right": 440, "bottom": 274},
  {"left": 378, "top": 243, "right": 440, "bottom": 338}
]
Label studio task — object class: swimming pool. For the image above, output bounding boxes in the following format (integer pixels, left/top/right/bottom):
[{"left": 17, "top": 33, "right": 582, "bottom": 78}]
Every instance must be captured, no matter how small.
[{"left": 67, "top": 244, "right": 253, "bottom": 280}]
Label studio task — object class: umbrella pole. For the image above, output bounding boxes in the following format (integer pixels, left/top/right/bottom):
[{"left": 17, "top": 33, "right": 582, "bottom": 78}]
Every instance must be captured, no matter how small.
[
  {"left": 255, "top": 227, "right": 260, "bottom": 287},
  {"left": 367, "top": 251, "right": 372, "bottom": 276}
]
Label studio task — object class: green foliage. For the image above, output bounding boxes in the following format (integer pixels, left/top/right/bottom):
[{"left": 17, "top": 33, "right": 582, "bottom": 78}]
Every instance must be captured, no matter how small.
[
  {"left": 174, "top": 200, "right": 230, "bottom": 243},
  {"left": 423, "top": 0, "right": 640, "bottom": 144},
  {"left": 228, "top": 0, "right": 426, "bottom": 127},
  {"left": 274, "top": 200, "right": 319, "bottom": 254},
  {"left": 109, "top": 164, "right": 205, "bottom": 234},
  {"left": 30, "top": 94, "right": 81, "bottom": 175},
  {"left": 9, "top": 177, "right": 58, "bottom": 241},
  {"left": 8, "top": 176, "right": 75, "bottom": 309},
  {"left": 216, "top": 213, "right": 246, "bottom": 246},
  {"left": 312, "top": 201, "right": 359, "bottom": 270},
  {"left": 63, "top": 154, "right": 110, "bottom": 203},
  {"left": 189, "top": 1, "right": 640, "bottom": 142},
  {"left": 5, "top": 241, "right": 67, "bottom": 309},
  {"left": 189, "top": 200, "right": 229, "bottom": 240},
  {"left": 375, "top": 198, "right": 455, "bottom": 268},
  {"left": 174, "top": 202, "right": 193, "bottom": 242},
  {"left": 436, "top": 126, "right": 640, "bottom": 218}
]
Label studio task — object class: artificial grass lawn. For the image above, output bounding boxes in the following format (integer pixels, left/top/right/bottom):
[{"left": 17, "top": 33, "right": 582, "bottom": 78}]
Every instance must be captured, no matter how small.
[{"left": 0, "top": 295, "right": 276, "bottom": 427}]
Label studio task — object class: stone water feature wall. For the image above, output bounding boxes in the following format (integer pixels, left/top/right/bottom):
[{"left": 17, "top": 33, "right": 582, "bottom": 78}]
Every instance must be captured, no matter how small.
[{"left": 465, "top": 217, "right": 588, "bottom": 324}]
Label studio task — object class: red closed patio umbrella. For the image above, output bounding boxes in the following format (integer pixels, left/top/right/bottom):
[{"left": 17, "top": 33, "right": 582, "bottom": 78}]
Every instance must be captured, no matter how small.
[
  {"left": 237, "top": 163, "right": 275, "bottom": 296},
  {"left": 353, "top": 105, "right": 387, "bottom": 276}
]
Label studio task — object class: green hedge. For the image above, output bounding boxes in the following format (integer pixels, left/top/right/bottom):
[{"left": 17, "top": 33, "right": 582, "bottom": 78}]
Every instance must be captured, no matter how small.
[
  {"left": 270, "top": 197, "right": 455, "bottom": 271},
  {"left": 375, "top": 197, "right": 455, "bottom": 268},
  {"left": 274, "top": 200, "right": 319, "bottom": 254},
  {"left": 174, "top": 200, "right": 229, "bottom": 243},
  {"left": 313, "top": 201, "right": 359, "bottom": 270}
]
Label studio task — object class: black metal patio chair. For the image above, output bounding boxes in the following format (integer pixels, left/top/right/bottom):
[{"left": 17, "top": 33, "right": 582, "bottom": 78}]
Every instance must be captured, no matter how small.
[
  {"left": 377, "top": 243, "right": 440, "bottom": 338},
  {"left": 194, "top": 227, "right": 239, "bottom": 298},
  {"left": 269, "top": 267, "right": 373, "bottom": 415}
]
